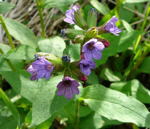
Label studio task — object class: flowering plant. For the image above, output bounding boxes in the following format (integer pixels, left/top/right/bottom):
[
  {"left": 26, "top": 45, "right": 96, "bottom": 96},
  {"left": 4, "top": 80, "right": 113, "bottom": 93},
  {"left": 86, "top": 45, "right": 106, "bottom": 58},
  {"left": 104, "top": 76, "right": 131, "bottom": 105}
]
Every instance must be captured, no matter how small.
[{"left": 0, "top": 0, "right": 150, "bottom": 129}]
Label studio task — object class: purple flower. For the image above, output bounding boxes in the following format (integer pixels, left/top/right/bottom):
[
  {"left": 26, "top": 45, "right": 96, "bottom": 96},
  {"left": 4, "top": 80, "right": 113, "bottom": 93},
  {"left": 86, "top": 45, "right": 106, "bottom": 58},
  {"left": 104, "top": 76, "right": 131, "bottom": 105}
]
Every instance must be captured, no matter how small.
[
  {"left": 80, "top": 59, "right": 96, "bottom": 76},
  {"left": 82, "top": 38, "right": 105, "bottom": 61},
  {"left": 27, "top": 57, "right": 54, "bottom": 80},
  {"left": 57, "top": 77, "right": 80, "bottom": 99},
  {"left": 64, "top": 5, "right": 80, "bottom": 24},
  {"left": 104, "top": 16, "right": 121, "bottom": 36}
]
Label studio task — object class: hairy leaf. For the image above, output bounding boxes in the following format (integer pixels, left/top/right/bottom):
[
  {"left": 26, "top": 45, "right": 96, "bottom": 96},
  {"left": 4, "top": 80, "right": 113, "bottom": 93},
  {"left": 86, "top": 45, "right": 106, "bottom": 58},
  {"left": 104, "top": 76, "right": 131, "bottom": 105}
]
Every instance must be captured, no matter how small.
[
  {"left": 81, "top": 85, "right": 150, "bottom": 127},
  {"left": 110, "top": 79, "right": 150, "bottom": 104},
  {"left": 38, "top": 36, "right": 66, "bottom": 58},
  {"left": 0, "top": 71, "right": 68, "bottom": 126},
  {"left": 4, "top": 18, "right": 37, "bottom": 48}
]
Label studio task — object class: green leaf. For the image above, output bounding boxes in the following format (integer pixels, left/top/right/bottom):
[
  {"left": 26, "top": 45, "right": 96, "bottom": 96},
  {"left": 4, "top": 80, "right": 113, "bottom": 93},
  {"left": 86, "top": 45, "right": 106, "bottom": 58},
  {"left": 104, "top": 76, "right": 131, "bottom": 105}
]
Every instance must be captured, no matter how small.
[
  {"left": 43, "top": 0, "right": 78, "bottom": 12},
  {"left": 0, "top": 44, "right": 11, "bottom": 54},
  {"left": 87, "top": 8, "right": 97, "bottom": 28},
  {"left": 0, "top": 71, "right": 68, "bottom": 126},
  {"left": 96, "top": 31, "right": 140, "bottom": 66},
  {"left": 0, "top": 88, "right": 20, "bottom": 126},
  {"left": 90, "top": 0, "right": 110, "bottom": 15},
  {"left": 36, "top": 117, "right": 54, "bottom": 129},
  {"left": 68, "top": 44, "right": 80, "bottom": 62},
  {"left": 81, "top": 85, "right": 150, "bottom": 127},
  {"left": 6, "top": 45, "right": 36, "bottom": 61},
  {"left": 79, "top": 113, "right": 101, "bottom": 129},
  {"left": 38, "top": 36, "right": 66, "bottom": 57},
  {"left": 139, "top": 57, "right": 150, "bottom": 74},
  {"left": 0, "top": 2, "right": 15, "bottom": 14},
  {"left": 4, "top": 18, "right": 37, "bottom": 48},
  {"left": 124, "top": 0, "right": 150, "bottom": 3},
  {"left": 119, "top": 4, "right": 135, "bottom": 22},
  {"left": 94, "top": 112, "right": 121, "bottom": 128},
  {"left": 79, "top": 105, "right": 92, "bottom": 118},
  {"left": 87, "top": 72, "right": 99, "bottom": 84},
  {"left": 0, "top": 116, "right": 17, "bottom": 129},
  {"left": 58, "top": 100, "right": 76, "bottom": 124},
  {"left": 79, "top": 112, "right": 121, "bottom": 129},
  {"left": 122, "top": 20, "right": 134, "bottom": 32},
  {"left": 110, "top": 79, "right": 150, "bottom": 104},
  {"left": 100, "top": 68, "right": 122, "bottom": 82}
]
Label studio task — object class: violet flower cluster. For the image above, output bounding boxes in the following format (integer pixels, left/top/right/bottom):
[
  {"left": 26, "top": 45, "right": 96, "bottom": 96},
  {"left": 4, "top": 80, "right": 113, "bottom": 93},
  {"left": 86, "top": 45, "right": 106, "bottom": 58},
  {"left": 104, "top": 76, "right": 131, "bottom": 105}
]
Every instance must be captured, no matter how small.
[
  {"left": 27, "top": 56, "right": 79, "bottom": 99},
  {"left": 27, "top": 57, "right": 54, "bottom": 80},
  {"left": 27, "top": 5, "right": 122, "bottom": 99},
  {"left": 79, "top": 38, "right": 105, "bottom": 76}
]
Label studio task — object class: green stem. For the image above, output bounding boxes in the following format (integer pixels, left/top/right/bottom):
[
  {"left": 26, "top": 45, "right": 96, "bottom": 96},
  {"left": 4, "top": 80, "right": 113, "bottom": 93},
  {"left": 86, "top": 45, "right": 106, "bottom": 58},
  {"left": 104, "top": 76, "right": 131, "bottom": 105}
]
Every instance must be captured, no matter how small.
[
  {"left": 74, "top": 100, "right": 80, "bottom": 129},
  {"left": 133, "top": 4, "right": 150, "bottom": 52},
  {"left": 0, "top": 88, "right": 20, "bottom": 128},
  {"left": 0, "top": 48, "right": 16, "bottom": 71},
  {"left": 129, "top": 47, "right": 149, "bottom": 78},
  {"left": 36, "top": 0, "right": 46, "bottom": 38},
  {"left": 124, "top": 45, "right": 149, "bottom": 80},
  {"left": 123, "top": 3, "right": 150, "bottom": 80},
  {"left": 0, "top": 15, "right": 15, "bottom": 48}
]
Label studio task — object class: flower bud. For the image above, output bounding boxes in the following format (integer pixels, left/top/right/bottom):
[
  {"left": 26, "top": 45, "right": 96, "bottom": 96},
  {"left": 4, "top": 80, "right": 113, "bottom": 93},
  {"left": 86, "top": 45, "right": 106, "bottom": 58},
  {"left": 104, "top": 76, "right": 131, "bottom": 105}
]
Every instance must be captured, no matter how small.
[
  {"left": 74, "top": 8, "right": 87, "bottom": 29},
  {"left": 85, "top": 27, "right": 98, "bottom": 40},
  {"left": 87, "top": 8, "right": 97, "bottom": 28},
  {"left": 98, "top": 39, "right": 110, "bottom": 48},
  {"left": 62, "top": 55, "right": 70, "bottom": 63},
  {"left": 80, "top": 75, "right": 88, "bottom": 82},
  {"left": 60, "top": 29, "right": 66, "bottom": 37}
]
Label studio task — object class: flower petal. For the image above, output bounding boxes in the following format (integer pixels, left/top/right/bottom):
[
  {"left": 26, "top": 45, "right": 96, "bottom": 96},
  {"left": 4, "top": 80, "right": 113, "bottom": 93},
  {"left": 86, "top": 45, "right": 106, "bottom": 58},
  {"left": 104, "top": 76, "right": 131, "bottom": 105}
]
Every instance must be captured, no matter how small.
[
  {"left": 72, "top": 86, "right": 79, "bottom": 94},
  {"left": 57, "top": 87, "right": 66, "bottom": 96},
  {"left": 92, "top": 49, "right": 102, "bottom": 60},
  {"left": 64, "top": 87, "right": 73, "bottom": 99}
]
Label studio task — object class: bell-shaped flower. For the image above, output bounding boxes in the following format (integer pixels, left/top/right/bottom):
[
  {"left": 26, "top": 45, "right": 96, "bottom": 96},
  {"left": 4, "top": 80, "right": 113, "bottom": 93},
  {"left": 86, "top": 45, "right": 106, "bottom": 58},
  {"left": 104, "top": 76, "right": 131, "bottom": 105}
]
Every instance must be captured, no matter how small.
[
  {"left": 57, "top": 76, "right": 80, "bottom": 99},
  {"left": 104, "top": 16, "right": 121, "bottom": 36},
  {"left": 27, "top": 57, "right": 54, "bottom": 80}
]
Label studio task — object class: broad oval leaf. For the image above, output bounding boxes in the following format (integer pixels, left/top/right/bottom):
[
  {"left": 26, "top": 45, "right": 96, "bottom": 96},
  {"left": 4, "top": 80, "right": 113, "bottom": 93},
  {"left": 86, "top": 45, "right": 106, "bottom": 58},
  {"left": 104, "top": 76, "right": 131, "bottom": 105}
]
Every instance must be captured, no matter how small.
[
  {"left": 38, "top": 36, "right": 66, "bottom": 57},
  {"left": 4, "top": 18, "right": 37, "bottom": 48},
  {"left": 110, "top": 79, "right": 150, "bottom": 104},
  {"left": 81, "top": 85, "right": 150, "bottom": 128},
  {"left": 6, "top": 45, "right": 36, "bottom": 61},
  {"left": 0, "top": 71, "right": 69, "bottom": 126}
]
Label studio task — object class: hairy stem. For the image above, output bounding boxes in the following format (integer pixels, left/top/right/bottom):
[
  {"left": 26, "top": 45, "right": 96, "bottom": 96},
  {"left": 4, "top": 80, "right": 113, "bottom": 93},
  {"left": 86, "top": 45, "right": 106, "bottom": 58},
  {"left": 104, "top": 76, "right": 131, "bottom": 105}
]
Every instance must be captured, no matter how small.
[
  {"left": 133, "top": 3, "right": 150, "bottom": 52},
  {"left": 0, "top": 48, "right": 16, "bottom": 71},
  {"left": 0, "top": 15, "right": 15, "bottom": 48},
  {"left": 36, "top": 0, "right": 46, "bottom": 38}
]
